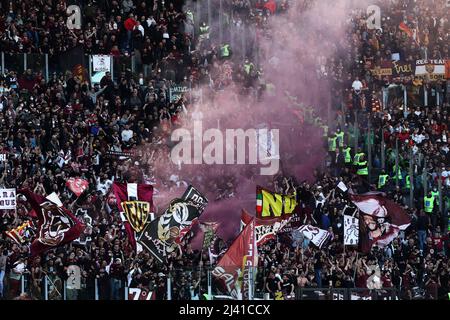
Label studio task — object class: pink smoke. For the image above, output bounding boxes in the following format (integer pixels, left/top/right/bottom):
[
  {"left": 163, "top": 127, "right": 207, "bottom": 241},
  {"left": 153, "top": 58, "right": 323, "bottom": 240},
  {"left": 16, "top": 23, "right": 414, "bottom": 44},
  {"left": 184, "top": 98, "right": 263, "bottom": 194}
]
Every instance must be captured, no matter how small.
[{"left": 143, "top": 0, "right": 373, "bottom": 248}]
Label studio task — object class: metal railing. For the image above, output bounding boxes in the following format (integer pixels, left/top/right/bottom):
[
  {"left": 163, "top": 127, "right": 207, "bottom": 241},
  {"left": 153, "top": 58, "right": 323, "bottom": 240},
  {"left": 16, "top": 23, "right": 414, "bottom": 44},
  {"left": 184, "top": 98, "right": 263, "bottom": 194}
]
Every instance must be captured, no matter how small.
[
  {"left": 6, "top": 273, "right": 444, "bottom": 300},
  {"left": 296, "top": 287, "right": 399, "bottom": 300}
]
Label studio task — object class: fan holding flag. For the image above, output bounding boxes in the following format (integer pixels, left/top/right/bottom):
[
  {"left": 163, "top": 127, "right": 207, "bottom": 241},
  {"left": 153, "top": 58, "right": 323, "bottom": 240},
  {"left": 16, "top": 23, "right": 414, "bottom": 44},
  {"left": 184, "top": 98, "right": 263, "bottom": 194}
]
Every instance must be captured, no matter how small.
[{"left": 350, "top": 191, "right": 411, "bottom": 253}]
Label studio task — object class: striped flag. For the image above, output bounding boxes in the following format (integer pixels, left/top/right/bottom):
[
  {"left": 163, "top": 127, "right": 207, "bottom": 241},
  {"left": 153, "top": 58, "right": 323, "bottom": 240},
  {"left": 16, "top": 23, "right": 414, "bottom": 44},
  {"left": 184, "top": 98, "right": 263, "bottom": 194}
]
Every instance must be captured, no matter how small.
[
  {"left": 256, "top": 192, "right": 263, "bottom": 215},
  {"left": 399, "top": 22, "right": 413, "bottom": 38},
  {"left": 5, "top": 221, "right": 34, "bottom": 244}
]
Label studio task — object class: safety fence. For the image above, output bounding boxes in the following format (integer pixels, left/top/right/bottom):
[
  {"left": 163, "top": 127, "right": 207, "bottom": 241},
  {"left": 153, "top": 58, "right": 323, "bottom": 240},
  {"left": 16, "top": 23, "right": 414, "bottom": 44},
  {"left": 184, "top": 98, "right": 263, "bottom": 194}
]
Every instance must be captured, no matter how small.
[
  {"left": 3, "top": 269, "right": 440, "bottom": 300},
  {"left": 0, "top": 0, "right": 262, "bottom": 82},
  {"left": 296, "top": 287, "right": 398, "bottom": 300},
  {"left": 1, "top": 51, "right": 134, "bottom": 84}
]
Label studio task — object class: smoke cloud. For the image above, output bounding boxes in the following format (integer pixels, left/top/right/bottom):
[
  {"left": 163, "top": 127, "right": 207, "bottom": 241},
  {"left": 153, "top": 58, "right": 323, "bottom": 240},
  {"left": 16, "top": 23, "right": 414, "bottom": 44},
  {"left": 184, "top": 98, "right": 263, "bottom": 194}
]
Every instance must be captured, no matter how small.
[{"left": 140, "top": 0, "right": 373, "bottom": 246}]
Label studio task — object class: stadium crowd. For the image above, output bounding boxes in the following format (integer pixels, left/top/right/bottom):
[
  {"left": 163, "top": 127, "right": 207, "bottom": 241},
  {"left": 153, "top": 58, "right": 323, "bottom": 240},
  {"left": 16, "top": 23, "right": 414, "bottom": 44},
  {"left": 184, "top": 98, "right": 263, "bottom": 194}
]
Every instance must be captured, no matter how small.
[{"left": 0, "top": 0, "right": 449, "bottom": 300}]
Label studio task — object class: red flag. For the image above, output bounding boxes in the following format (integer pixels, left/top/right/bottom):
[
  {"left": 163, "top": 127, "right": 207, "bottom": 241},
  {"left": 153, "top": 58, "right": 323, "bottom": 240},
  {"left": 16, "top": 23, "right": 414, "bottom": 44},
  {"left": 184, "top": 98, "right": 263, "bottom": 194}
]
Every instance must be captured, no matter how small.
[
  {"left": 66, "top": 177, "right": 89, "bottom": 197},
  {"left": 399, "top": 22, "right": 413, "bottom": 38},
  {"left": 18, "top": 189, "right": 85, "bottom": 257},
  {"left": 112, "top": 183, "right": 154, "bottom": 250},
  {"left": 350, "top": 191, "right": 411, "bottom": 253},
  {"left": 212, "top": 218, "right": 257, "bottom": 300}
]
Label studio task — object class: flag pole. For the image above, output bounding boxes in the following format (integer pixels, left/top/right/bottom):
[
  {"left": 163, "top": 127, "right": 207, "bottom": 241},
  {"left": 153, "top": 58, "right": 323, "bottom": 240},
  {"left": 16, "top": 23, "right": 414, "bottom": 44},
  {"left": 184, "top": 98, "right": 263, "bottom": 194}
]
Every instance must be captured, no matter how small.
[
  {"left": 250, "top": 219, "right": 256, "bottom": 301},
  {"left": 352, "top": 252, "right": 359, "bottom": 283},
  {"left": 198, "top": 230, "right": 207, "bottom": 297},
  {"left": 198, "top": 252, "right": 203, "bottom": 296}
]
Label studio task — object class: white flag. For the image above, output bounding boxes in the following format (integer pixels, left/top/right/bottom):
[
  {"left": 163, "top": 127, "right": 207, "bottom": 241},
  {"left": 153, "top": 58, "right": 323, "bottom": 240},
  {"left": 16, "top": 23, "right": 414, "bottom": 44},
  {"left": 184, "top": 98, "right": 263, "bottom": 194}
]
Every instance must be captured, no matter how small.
[
  {"left": 297, "top": 225, "right": 331, "bottom": 249},
  {"left": 343, "top": 215, "right": 359, "bottom": 245}
]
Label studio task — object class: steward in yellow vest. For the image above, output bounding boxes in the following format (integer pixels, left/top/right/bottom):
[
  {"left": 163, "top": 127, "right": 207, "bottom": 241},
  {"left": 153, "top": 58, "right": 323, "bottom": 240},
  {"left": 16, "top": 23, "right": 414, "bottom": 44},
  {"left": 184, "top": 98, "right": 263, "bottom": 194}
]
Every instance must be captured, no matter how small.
[
  {"left": 343, "top": 145, "right": 352, "bottom": 164},
  {"left": 356, "top": 155, "right": 368, "bottom": 176},
  {"left": 378, "top": 171, "right": 389, "bottom": 189},
  {"left": 424, "top": 191, "right": 435, "bottom": 214},
  {"left": 335, "top": 129, "right": 344, "bottom": 148}
]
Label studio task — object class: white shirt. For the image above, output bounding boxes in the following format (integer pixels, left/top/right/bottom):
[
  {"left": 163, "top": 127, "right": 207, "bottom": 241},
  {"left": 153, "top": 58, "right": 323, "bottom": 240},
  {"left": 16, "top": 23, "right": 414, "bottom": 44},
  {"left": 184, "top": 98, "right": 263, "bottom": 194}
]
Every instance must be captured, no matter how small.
[
  {"left": 351, "top": 80, "right": 363, "bottom": 91},
  {"left": 121, "top": 129, "right": 133, "bottom": 142},
  {"left": 147, "top": 18, "right": 156, "bottom": 27},
  {"left": 442, "top": 170, "right": 450, "bottom": 186},
  {"left": 412, "top": 133, "right": 426, "bottom": 144},
  {"left": 137, "top": 24, "right": 145, "bottom": 37},
  {"left": 13, "top": 262, "right": 25, "bottom": 274}
]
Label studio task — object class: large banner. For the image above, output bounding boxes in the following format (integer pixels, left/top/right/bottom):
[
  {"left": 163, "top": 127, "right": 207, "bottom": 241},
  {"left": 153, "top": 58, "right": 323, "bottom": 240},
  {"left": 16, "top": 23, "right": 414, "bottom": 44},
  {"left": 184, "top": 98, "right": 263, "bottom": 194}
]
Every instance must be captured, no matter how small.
[
  {"left": 19, "top": 190, "right": 85, "bottom": 257},
  {"left": 370, "top": 61, "right": 393, "bottom": 77},
  {"left": 415, "top": 59, "right": 446, "bottom": 81},
  {"left": 212, "top": 218, "right": 256, "bottom": 300},
  {"left": 370, "top": 60, "right": 414, "bottom": 79},
  {"left": 344, "top": 215, "right": 359, "bottom": 245},
  {"left": 256, "top": 186, "right": 298, "bottom": 219},
  {"left": 350, "top": 191, "right": 411, "bottom": 253},
  {"left": 0, "top": 188, "right": 16, "bottom": 209},
  {"left": 277, "top": 213, "right": 304, "bottom": 234},
  {"left": 105, "top": 150, "right": 135, "bottom": 159},
  {"left": 169, "top": 85, "right": 190, "bottom": 102},
  {"left": 138, "top": 186, "right": 208, "bottom": 263},
  {"left": 240, "top": 209, "right": 291, "bottom": 245}
]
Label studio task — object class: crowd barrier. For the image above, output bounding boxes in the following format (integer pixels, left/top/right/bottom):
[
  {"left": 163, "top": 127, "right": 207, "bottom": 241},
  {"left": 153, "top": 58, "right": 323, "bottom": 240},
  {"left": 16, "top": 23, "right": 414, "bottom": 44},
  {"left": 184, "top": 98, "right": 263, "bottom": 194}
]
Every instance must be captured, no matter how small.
[
  {"left": 5, "top": 271, "right": 429, "bottom": 300},
  {"left": 296, "top": 287, "right": 399, "bottom": 300}
]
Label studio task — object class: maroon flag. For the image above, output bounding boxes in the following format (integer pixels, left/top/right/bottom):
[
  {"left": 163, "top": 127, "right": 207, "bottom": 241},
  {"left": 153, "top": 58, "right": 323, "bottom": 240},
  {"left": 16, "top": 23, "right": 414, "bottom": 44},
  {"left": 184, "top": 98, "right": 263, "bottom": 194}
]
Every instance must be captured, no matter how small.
[
  {"left": 66, "top": 178, "right": 89, "bottom": 197},
  {"left": 112, "top": 183, "right": 154, "bottom": 250},
  {"left": 212, "top": 218, "right": 257, "bottom": 300},
  {"left": 19, "top": 189, "right": 85, "bottom": 257},
  {"left": 350, "top": 191, "right": 411, "bottom": 253}
]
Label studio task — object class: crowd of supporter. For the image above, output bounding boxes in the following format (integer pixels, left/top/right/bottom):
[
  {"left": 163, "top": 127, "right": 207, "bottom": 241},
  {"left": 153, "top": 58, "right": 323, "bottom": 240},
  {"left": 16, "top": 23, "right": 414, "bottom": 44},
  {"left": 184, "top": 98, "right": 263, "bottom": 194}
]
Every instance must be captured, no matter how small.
[{"left": 0, "top": 0, "right": 449, "bottom": 300}]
